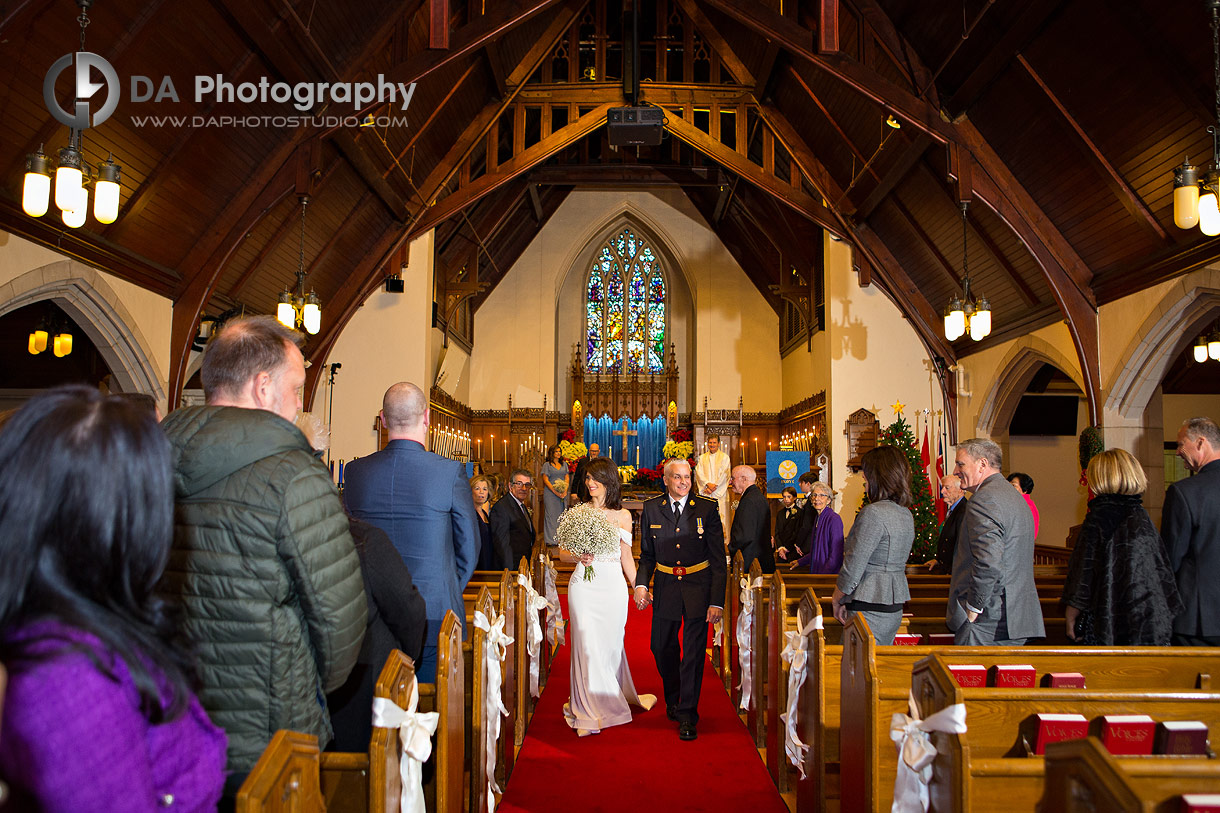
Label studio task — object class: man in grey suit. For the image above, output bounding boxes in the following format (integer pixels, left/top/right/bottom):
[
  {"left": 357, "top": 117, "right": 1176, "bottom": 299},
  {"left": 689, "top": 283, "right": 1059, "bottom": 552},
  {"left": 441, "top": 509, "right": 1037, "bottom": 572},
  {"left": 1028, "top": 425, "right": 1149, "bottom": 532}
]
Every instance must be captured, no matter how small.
[
  {"left": 947, "top": 438, "right": 1045, "bottom": 645},
  {"left": 1162, "top": 416, "right": 1220, "bottom": 646},
  {"left": 343, "top": 381, "right": 479, "bottom": 681}
]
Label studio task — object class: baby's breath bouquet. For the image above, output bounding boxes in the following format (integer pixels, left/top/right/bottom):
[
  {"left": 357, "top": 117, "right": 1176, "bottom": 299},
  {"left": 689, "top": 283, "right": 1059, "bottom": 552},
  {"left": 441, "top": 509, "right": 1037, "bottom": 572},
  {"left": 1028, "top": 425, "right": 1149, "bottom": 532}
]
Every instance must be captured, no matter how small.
[{"left": 556, "top": 503, "right": 620, "bottom": 581}]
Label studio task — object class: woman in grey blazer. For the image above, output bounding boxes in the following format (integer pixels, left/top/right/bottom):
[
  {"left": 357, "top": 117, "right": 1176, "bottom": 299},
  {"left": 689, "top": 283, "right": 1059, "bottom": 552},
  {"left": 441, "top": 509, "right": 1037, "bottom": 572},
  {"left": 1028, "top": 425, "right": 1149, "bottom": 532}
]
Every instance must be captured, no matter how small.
[{"left": 832, "top": 446, "right": 916, "bottom": 645}]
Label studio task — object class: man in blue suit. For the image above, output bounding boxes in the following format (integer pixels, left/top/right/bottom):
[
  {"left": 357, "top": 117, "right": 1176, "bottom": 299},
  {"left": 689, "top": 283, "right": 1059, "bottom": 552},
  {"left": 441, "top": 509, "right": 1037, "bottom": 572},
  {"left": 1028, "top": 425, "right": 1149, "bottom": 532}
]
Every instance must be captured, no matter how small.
[{"left": 343, "top": 381, "right": 479, "bottom": 681}]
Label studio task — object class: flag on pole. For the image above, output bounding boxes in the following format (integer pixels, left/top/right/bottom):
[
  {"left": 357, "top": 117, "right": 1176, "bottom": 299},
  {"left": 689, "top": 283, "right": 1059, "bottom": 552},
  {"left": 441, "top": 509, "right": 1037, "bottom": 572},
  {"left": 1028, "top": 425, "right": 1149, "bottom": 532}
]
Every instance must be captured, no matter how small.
[
  {"left": 920, "top": 423, "right": 934, "bottom": 503},
  {"left": 934, "top": 432, "right": 947, "bottom": 524}
]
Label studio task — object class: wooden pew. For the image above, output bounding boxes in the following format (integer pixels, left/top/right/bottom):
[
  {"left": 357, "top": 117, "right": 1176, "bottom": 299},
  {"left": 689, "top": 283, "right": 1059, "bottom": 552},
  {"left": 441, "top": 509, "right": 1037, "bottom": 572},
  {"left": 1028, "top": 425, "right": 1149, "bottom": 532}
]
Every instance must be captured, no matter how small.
[
  {"left": 743, "top": 560, "right": 767, "bottom": 746},
  {"left": 789, "top": 588, "right": 842, "bottom": 813},
  {"left": 840, "top": 615, "right": 1220, "bottom": 813},
  {"left": 910, "top": 653, "right": 1220, "bottom": 813},
  {"left": 238, "top": 730, "right": 324, "bottom": 813},
  {"left": 1042, "top": 736, "right": 1220, "bottom": 812},
  {"left": 430, "top": 611, "right": 466, "bottom": 813},
  {"left": 470, "top": 588, "right": 500, "bottom": 813},
  {"left": 727, "top": 552, "right": 745, "bottom": 695}
]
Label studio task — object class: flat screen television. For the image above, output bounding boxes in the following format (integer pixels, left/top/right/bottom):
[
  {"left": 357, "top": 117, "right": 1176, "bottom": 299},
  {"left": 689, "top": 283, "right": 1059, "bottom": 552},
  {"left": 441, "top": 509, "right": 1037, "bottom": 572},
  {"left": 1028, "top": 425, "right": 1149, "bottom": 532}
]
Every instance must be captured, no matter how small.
[{"left": 1009, "top": 394, "right": 1079, "bottom": 436}]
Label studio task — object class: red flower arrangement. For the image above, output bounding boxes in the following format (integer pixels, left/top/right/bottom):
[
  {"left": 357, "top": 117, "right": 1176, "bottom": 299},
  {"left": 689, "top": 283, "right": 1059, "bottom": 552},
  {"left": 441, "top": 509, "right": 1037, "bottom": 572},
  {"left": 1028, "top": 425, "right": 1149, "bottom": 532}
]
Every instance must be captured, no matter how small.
[
  {"left": 631, "top": 465, "right": 664, "bottom": 490},
  {"left": 670, "top": 429, "right": 691, "bottom": 443},
  {"left": 561, "top": 428, "right": 575, "bottom": 443}
]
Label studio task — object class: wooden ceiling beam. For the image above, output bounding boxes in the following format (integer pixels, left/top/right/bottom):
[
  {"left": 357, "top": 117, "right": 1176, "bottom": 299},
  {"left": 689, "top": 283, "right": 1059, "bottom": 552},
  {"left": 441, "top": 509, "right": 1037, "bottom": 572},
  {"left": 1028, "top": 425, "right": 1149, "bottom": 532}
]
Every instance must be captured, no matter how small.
[
  {"left": 888, "top": 195, "right": 962, "bottom": 290},
  {"left": 378, "top": 0, "right": 575, "bottom": 106},
  {"left": 942, "top": 0, "right": 1066, "bottom": 116},
  {"left": 438, "top": 179, "right": 531, "bottom": 273},
  {"left": 673, "top": 0, "right": 756, "bottom": 85},
  {"left": 332, "top": 130, "right": 411, "bottom": 217},
  {"left": 528, "top": 164, "right": 722, "bottom": 186},
  {"left": 1016, "top": 54, "right": 1168, "bottom": 243},
  {"left": 846, "top": 0, "right": 939, "bottom": 107},
  {"left": 857, "top": 134, "right": 928, "bottom": 219},
  {"left": 408, "top": 2, "right": 585, "bottom": 212},
  {"left": 409, "top": 102, "right": 615, "bottom": 238},
  {"left": 664, "top": 110, "right": 840, "bottom": 233}
]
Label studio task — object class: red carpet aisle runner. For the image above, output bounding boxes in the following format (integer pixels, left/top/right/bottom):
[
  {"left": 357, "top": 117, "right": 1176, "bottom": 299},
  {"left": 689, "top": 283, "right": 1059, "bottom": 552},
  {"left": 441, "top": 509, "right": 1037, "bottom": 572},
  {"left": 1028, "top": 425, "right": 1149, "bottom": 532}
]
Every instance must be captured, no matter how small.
[{"left": 498, "top": 597, "right": 788, "bottom": 812}]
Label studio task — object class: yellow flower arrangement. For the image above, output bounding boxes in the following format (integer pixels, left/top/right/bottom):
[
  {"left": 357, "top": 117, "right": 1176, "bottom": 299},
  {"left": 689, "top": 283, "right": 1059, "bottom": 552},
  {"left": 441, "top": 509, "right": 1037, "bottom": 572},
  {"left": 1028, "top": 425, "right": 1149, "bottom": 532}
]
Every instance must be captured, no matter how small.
[
  {"left": 662, "top": 439, "right": 693, "bottom": 460},
  {"left": 558, "top": 440, "right": 588, "bottom": 465}
]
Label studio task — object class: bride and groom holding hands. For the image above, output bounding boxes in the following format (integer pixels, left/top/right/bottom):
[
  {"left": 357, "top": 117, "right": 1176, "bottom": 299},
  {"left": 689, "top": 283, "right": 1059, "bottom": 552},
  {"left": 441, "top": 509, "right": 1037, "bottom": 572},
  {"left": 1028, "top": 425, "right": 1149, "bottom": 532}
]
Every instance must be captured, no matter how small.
[{"left": 557, "top": 456, "right": 726, "bottom": 742}]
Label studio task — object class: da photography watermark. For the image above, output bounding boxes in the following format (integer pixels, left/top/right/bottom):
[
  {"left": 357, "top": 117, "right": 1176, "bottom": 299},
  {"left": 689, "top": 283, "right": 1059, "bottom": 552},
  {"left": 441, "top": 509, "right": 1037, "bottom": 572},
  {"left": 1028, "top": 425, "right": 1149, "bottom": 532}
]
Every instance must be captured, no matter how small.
[{"left": 43, "top": 50, "right": 416, "bottom": 130}]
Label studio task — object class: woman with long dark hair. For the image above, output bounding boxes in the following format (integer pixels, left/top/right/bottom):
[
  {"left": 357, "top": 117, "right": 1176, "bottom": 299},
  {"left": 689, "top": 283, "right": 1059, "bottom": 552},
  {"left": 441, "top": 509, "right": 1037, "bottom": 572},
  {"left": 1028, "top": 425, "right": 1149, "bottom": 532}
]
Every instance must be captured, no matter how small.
[
  {"left": 831, "top": 445, "right": 915, "bottom": 645},
  {"left": 557, "top": 456, "right": 654, "bottom": 736},
  {"left": 541, "top": 444, "right": 568, "bottom": 547},
  {"left": 0, "top": 386, "right": 226, "bottom": 811}
]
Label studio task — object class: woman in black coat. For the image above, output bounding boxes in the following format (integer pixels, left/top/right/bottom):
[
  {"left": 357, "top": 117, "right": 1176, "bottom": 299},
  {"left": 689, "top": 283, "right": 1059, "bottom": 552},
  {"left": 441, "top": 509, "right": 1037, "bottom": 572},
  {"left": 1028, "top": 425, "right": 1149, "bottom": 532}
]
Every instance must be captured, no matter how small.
[
  {"left": 1062, "top": 449, "right": 1182, "bottom": 645},
  {"left": 327, "top": 516, "right": 428, "bottom": 751}
]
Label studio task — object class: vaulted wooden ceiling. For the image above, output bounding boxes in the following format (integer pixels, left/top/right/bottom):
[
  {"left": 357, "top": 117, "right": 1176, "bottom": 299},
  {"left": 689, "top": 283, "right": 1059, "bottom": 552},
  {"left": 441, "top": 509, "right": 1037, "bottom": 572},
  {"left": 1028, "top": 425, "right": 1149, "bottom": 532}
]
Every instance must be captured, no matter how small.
[{"left": 1, "top": 0, "right": 1216, "bottom": 407}]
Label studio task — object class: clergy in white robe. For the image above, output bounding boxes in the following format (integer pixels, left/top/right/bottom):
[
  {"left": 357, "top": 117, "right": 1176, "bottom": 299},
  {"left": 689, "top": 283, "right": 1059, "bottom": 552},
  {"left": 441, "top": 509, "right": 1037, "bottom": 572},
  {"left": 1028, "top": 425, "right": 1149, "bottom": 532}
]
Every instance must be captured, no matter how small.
[{"left": 695, "top": 435, "right": 731, "bottom": 540}]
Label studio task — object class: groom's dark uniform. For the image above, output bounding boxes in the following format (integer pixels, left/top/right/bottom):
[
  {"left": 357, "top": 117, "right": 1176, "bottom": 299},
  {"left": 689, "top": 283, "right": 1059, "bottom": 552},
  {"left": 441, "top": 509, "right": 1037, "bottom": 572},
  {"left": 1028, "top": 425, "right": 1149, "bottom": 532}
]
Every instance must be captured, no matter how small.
[{"left": 636, "top": 492, "right": 726, "bottom": 726}]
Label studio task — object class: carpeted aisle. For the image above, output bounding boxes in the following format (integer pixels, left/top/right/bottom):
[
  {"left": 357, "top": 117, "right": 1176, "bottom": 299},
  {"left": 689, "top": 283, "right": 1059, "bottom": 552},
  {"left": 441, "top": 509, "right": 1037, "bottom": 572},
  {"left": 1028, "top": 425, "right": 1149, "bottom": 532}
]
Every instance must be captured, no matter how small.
[{"left": 498, "top": 596, "right": 788, "bottom": 812}]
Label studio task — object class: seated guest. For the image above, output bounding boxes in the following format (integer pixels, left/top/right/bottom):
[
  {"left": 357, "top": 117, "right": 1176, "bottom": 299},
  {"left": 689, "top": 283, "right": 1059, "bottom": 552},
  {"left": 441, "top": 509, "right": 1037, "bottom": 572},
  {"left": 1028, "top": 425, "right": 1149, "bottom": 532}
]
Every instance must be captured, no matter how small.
[
  {"left": 471, "top": 474, "right": 497, "bottom": 570},
  {"left": 792, "top": 482, "right": 845, "bottom": 574},
  {"left": 490, "top": 468, "right": 537, "bottom": 569},
  {"left": 831, "top": 446, "right": 915, "bottom": 645},
  {"left": 794, "top": 471, "right": 819, "bottom": 549},
  {"left": 1008, "top": 471, "right": 1039, "bottom": 539},
  {"left": 0, "top": 386, "right": 226, "bottom": 811},
  {"left": 1061, "top": 449, "right": 1182, "bottom": 645},
  {"left": 773, "top": 487, "right": 802, "bottom": 561},
  {"left": 328, "top": 516, "right": 427, "bottom": 751}
]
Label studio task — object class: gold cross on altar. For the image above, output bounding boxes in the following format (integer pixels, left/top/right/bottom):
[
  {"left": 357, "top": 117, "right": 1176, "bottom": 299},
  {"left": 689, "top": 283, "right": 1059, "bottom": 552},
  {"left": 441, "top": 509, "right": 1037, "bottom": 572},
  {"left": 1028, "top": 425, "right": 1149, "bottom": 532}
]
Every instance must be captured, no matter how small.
[{"left": 611, "top": 418, "right": 637, "bottom": 458}]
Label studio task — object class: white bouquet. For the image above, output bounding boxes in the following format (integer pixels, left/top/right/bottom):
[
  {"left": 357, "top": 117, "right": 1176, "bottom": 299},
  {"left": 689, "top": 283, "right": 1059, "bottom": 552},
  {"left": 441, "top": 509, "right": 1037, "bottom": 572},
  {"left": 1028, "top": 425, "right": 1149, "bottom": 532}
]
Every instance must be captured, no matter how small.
[{"left": 556, "top": 503, "right": 621, "bottom": 581}]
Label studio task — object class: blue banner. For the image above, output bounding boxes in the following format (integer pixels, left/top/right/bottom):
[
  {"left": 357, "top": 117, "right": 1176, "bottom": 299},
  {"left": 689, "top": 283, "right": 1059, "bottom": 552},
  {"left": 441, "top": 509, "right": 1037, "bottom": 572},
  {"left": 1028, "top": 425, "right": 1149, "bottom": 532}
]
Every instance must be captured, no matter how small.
[
  {"left": 583, "top": 413, "right": 664, "bottom": 469},
  {"left": 766, "top": 450, "right": 810, "bottom": 498}
]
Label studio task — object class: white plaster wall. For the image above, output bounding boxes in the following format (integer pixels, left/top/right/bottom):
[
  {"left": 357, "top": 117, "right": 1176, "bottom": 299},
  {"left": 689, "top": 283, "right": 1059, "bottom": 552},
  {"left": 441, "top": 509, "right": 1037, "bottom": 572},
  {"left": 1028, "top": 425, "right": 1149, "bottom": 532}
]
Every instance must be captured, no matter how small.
[
  {"left": 1163, "top": 393, "right": 1220, "bottom": 441},
  {"left": 468, "top": 188, "right": 783, "bottom": 413},
  {"left": 825, "top": 236, "right": 946, "bottom": 532},
  {"left": 0, "top": 230, "right": 171, "bottom": 403},
  {"left": 324, "top": 231, "right": 434, "bottom": 467}
]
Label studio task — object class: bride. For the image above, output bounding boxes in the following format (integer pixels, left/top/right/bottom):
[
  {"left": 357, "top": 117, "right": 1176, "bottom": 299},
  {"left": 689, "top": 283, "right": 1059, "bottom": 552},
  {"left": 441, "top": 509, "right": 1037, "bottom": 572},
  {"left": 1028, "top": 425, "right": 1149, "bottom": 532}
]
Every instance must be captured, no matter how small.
[{"left": 558, "top": 456, "right": 655, "bottom": 736}]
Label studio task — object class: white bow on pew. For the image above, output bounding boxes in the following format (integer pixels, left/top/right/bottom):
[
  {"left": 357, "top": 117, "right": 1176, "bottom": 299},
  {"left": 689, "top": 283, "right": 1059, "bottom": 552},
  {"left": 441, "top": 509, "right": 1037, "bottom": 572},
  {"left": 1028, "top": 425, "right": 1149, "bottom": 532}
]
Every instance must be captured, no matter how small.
[
  {"left": 516, "top": 572, "right": 551, "bottom": 697},
  {"left": 779, "top": 612, "right": 823, "bottom": 778},
  {"left": 541, "top": 553, "right": 566, "bottom": 649},
  {"left": 889, "top": 691, "right": 967, "bottom": 813},
  {"left": 473, "top": 610, "right": 513, "bottom": 813},
  {"left": 371, "top": 680, "right": 439, "bottom": 813},
  {"left": 736, "top": 576, "right": 763, "bottom": 711}
]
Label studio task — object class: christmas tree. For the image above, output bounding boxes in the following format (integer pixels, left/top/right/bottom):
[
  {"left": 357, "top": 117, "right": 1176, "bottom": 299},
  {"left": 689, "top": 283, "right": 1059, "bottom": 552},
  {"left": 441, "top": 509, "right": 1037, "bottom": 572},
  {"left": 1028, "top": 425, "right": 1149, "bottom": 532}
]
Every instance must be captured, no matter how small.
[{"left": 877, "top": 414, "right": 938, "bottom": 563}]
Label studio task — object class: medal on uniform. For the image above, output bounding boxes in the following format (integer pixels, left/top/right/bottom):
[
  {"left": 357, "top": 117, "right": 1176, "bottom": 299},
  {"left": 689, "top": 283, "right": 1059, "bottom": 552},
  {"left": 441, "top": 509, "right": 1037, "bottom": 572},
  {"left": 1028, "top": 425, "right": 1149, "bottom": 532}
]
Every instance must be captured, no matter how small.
[{"left": 696, "top": 517, "right": 703, "bottom": 534}]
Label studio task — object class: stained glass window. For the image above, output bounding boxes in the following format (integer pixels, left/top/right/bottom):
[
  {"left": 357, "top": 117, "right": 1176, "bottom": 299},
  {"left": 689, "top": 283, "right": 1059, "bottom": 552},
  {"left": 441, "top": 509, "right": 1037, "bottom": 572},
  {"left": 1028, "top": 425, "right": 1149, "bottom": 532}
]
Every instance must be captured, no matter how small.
[{"left": 585, "top": 228, "right": 666, "bottom": 374}]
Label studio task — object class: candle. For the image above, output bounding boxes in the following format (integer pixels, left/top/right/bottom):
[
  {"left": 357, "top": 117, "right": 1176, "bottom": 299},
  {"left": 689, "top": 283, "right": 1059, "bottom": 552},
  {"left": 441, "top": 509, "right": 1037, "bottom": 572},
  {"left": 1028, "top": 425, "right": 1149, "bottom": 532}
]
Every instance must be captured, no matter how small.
[
  {"left": 754, "top": 437, "right": 759, "bottom": 466},
  {"left": 338, "top": 460, "right": 344, "bottom": 486},
  {"left": 636, "top": 446, "right": 640, "bottom": 466},
  {"left": 490, "top": 434, "right": 495, "bottom": 466},
  {"left": 503, "top": 439, "right": 508, "bottom": 465}
]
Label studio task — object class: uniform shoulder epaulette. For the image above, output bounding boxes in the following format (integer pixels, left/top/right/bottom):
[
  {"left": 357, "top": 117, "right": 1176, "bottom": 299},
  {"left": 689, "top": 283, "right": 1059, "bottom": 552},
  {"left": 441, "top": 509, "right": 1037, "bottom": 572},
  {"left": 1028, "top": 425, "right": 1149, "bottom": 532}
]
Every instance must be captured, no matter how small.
[
  {"left": 695, "top": 494, "right": 718, "bottom": 504},
  {"left": 644, "top": 494, "right": 667, "bottom": 505}
]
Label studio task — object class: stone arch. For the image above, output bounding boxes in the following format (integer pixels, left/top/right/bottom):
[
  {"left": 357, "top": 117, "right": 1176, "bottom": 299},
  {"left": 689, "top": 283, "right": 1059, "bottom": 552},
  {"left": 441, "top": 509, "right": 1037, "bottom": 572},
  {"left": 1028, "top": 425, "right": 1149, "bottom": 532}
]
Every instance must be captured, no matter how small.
[
  {"left": 975, "top": 335, "right": 1085, "bottom": 437},
  {"left": 0, "top": 260, "right": 167, "bottom": 406},
  {"left": 1105, "top": 269, "right": 1220, "bottom": 423},
  {"left": 555, "top": 208, "right": 695, "bottom": 410}
]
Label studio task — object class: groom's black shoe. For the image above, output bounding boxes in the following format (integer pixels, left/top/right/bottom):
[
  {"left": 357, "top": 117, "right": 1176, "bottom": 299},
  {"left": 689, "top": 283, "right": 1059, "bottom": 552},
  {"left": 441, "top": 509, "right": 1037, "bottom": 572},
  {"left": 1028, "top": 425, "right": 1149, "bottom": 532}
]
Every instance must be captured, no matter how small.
[
  {"left": 678, "top": 721, "right": 697, "bottom": 741},
  {"left": 666, "top": 707, "right": 679, "bottom": 722}
]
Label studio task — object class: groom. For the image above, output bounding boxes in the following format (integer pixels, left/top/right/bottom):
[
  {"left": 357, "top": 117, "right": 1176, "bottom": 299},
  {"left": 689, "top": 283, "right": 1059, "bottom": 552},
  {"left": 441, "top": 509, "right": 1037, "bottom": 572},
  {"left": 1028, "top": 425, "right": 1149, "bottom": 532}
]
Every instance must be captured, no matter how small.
[{"left": 634, "top": 458, "right": 726, "bottom": 740}]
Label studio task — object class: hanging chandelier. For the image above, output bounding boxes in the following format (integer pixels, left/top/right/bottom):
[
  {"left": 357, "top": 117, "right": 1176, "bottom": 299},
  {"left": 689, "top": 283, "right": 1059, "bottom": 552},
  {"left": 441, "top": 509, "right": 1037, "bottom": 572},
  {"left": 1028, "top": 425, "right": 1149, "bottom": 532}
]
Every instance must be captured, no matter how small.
[
  {"left": 1192, "top": 328, "right": 1220, "bottom": 362},
  {"left": 21, "top": 0, "right": 122, "bottom": 228},
  {"left": 943, "top": 201, "right": 991, "bottom": 342},
  {"left": 1174, "top": 0, "right": 1220, "bottom": 235},
  {"left": 276, "top": 196, "right": 322, "bottom": 335}
]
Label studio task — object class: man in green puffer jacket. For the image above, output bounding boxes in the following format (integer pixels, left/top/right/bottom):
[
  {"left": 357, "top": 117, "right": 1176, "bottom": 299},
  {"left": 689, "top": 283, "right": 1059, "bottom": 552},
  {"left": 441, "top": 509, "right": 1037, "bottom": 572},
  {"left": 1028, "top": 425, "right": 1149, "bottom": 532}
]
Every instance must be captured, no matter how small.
[{"left": 160, "top": 316, "right": 366, "bottom": 795}]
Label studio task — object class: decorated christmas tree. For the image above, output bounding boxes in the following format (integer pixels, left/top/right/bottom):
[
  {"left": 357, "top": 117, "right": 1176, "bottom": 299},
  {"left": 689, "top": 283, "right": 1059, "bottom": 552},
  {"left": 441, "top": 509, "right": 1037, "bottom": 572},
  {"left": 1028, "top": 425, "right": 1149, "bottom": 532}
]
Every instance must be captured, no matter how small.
[{"left": 878, "top": 413, "right": 938, "bottom": 563}]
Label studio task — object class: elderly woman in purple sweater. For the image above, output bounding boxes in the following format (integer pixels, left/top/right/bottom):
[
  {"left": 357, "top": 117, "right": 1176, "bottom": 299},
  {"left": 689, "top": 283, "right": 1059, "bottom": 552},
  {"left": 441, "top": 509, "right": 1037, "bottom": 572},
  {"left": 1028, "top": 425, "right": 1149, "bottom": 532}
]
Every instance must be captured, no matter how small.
[
  {"left": 0, "top": 386, "right": 226, "bottom": 811},
  {"left": 791, "top": 481, "right": 845, "bottom": 574}
]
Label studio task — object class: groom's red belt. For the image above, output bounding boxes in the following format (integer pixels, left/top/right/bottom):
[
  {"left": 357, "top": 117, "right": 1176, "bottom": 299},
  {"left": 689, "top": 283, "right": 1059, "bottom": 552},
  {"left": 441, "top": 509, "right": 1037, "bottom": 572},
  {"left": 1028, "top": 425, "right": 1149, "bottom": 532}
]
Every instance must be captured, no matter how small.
[{"left": 655, "top": 561, "right": 709, "bottom": 576}]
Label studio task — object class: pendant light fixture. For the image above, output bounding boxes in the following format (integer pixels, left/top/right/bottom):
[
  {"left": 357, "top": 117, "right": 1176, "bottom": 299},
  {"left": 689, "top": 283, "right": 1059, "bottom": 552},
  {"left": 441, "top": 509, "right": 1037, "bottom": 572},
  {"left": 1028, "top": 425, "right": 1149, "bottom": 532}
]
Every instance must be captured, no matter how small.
[
  {"left": 943, "top": 202, "right": 991, "bottom": 342},
  {"left": 21, "top": 1, "right": 123, "bottom": 228},
  {"left": 276, "top": 196, "right": 322, "bottom": 335},
  {"left": 1174, "top": 0, "right": 1220, "bottom": 235}
]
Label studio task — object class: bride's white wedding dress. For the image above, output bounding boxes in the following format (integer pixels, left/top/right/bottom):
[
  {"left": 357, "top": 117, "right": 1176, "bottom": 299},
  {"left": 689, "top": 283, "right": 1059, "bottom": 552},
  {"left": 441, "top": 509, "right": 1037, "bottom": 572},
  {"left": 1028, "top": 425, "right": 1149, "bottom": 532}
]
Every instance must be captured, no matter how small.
[{"left": 564, "top": 527, "right": 655, "bottom": 733}]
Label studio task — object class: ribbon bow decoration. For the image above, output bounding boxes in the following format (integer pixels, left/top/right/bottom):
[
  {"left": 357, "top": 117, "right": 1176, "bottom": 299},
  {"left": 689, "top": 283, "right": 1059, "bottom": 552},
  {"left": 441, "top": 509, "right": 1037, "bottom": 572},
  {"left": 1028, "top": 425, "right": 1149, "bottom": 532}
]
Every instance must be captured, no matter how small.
[
  {"left": 516, "top": 573, "right": 551, "bottom": 697},
  {"left": 778, "top": 613, "right": 824, "bottom": 778},
  {"left": 541, "top": 554, "right": 566, "bottom": 649},
  {"left": 473, "top": 611, "right": 513, "bottom": 813},
  {"left": 371, "top": 680, "right": 440, "bottom": 813},
  {"left": 889, "top": 692, "right": 967, "bottom": 813},
  {"left": 735, "top": 576, "right": 763, "bottom": 711}
]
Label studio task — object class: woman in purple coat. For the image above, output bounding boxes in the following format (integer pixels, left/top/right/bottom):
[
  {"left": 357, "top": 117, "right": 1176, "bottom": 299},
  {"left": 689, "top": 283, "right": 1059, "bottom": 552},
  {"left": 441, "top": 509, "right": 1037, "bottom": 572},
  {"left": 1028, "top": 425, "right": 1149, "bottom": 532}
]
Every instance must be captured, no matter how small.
[
  {"left": 0, "top": 386, "right": 226, "bottom": 812},
  {"left": 792, "top": 481, "right": 845, "bottom": 574}
]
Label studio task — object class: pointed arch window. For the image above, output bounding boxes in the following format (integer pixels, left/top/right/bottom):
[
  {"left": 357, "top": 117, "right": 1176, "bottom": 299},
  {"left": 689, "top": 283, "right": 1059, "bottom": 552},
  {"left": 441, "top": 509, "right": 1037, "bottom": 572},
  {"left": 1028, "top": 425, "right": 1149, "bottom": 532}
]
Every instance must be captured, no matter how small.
[{"left": 586, "top": 227, "right": 666, "bottom": 374}]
